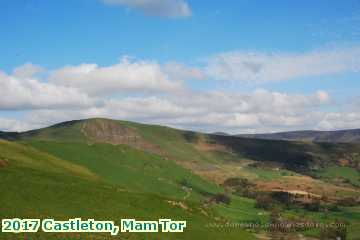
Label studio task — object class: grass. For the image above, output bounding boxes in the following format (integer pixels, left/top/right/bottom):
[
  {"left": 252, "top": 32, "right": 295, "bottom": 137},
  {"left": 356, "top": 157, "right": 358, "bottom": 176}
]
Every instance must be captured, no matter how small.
[
  {"left": 0, "top": 164, "right": 254, "bottom": 240},
  {"left": 316, "top": 166, "right": 360, "bottom": 187},
  {"left": 212, "top": 195, "right": 269, "bottom": 224},
  {"left": 23, "top": 140, "right": 222, "bottom": 202},
  {"left": 1, "top": 118, "right": 360, "bottom": 239},
  {"left": 244, "top": 166, "right": 298, "bottom": 181},
  {"left": 283, "top": 205, "right": 360, "bottom": 240},
  {"left": 0, "top": 140, "right": 96, "bottom": 180},
  {"left": 0, "top": 139, "right": 255, "bottom": 239},
  {"left": 120, "top": 120, "right": 227, "bottom": 164}
]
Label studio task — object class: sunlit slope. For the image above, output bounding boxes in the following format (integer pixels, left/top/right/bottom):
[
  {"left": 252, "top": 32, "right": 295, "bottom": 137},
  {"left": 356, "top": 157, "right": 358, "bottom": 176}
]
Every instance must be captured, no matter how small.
[
  {"left": 13, "top": 118, "right": 344, "bottom": 167},
  {"left": 0, "top": 140, "right": 96, "bottom": 180},
  {"left": 1, "top": 119, "right": 360, "bottom": 239},
  {"left": 13, "top": 118, "right": 360, "bottom": 181},
  {"left": 23, "top": 140, "right": 221, "bottom": 201},
  {"left": 0, "top": 145, "right": 254, "bottom": 240}
]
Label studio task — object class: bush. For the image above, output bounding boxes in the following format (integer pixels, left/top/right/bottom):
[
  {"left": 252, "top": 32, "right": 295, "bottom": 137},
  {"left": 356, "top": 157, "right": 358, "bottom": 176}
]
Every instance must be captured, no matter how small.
[
  {"left": 303, "top": 200, "right": 321, "bottom": 212},
  {"left": 271, "top": 191, "right": 293, "bottom": 206},
  {"left": 337, "top": 197, "right": 358, "bottom": 207},
  {"left": 255, "top": 193, "right": 274, "bottom": 210},
  {"left": 212, "top": 193, "right": 231, "bottom": 205},
  {"left": 223, "top": 178, "right": 257, "bottom": 198},
  {"left": 327, "top": 204, "right": 340, "bottom": 212}
]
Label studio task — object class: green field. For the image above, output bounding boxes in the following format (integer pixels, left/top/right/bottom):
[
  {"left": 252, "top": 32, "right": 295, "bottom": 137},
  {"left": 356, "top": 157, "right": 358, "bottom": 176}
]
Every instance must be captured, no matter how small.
[{"left": 316, "top": 166, "right": 360, "bottom": 187}]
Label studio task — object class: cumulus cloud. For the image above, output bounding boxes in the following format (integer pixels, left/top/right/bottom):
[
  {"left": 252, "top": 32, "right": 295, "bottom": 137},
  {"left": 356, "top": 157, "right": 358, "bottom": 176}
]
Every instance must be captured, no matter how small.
[
  {"left": 13, "top": 63, "right": 44, "bottom": 78},
  {"left": 164, "top": 62, "right": 205, "bottom": 81},
  {"left": 0, "top": 71, "right": 96, "bottom": 110},
  {"left": 49, "top": 57, "right": 183, "bottom": 96},
  {"left": 206, "top": 47, "right": 360, "bottom": 82},
  {"left": 4, "top": 89, "right": 335, "bottom": 133},
  {"left": 317, "top": 112, "right": 360, "bottom": 130},
  {"left": 0, "top": 51, "right": 358, "bottom": 133},
  {"left": 100, "top": 0, "right": 191, "bottom": 18}
]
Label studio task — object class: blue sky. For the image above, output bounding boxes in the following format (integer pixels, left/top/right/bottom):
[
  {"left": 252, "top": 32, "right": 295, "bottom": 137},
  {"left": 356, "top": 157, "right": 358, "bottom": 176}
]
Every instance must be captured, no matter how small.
[{"left": 0, "top": 0, "right": 360, "bottom": 133}]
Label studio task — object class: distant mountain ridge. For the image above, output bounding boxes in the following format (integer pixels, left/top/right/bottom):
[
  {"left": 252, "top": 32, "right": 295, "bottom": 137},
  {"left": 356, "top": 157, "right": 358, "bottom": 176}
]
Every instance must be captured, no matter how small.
[{"left": 237, "top": 129, "right": 360, "bottom": 143}]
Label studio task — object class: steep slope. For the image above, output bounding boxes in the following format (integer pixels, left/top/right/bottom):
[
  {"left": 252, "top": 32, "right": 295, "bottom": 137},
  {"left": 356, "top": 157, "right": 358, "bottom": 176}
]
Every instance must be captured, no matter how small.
[{"left": 238, "top": 129, "right": 360, "bottom": 143}]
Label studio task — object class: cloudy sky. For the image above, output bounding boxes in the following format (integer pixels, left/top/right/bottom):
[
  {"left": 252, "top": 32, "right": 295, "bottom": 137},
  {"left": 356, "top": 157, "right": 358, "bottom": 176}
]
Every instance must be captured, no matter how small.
[{"left": 1, "top": 0, "right": 360, "bottom": 133}]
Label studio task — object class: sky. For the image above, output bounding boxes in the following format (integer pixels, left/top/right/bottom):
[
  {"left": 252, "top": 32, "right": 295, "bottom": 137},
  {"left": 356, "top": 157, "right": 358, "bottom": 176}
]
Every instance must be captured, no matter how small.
[{"left": 1, "top": 0, "right": 360, "bottom": 133}]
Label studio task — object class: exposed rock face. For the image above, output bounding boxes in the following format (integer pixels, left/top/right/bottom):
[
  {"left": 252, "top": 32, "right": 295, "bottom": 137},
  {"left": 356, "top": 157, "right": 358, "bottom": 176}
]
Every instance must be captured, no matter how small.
[{"left": 81, "top": 119, "right": 162, "bottom": 154}]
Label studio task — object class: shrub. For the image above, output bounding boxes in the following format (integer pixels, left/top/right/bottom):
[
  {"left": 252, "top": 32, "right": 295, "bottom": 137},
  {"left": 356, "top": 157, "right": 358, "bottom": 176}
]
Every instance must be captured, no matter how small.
[
  {"left": 271, "top": 191, "right": 293, "bottom": 206},
  {"left": 255, "top": 193, "right": 274, "bottom": 210},
  {"left": 337, "top": 197, "right": 358, "bottom": 207},
  {"left": 223, "top": 178, "right": 257, "bottom": 198},
  {"left": 303, "top": 200, "right": 321, "bottom": 212},
  {"left": 212, "top": 193, "right": 231, "bottom": 205}
]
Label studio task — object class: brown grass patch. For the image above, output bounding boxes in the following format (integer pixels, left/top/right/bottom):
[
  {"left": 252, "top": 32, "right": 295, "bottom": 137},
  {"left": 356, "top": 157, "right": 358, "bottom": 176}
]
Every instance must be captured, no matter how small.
[
  {"left": 0, "top": 158, "right": 9, "bottom": 168},
  {"left": 194, "top": 140, "right": 228, "bottom": 152},
  {"left": 255, "top": 175, "right": 359, "bottom": 201}
]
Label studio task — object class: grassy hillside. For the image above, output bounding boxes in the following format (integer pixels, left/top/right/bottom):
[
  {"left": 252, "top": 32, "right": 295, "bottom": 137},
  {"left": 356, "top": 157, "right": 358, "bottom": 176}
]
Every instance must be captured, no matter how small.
[
  {"left": 0, "top": 140, "right": 96, "bottom": 179},
  {"left": 1, "top": 118, "right": 360, "bottom": 239},
  {"left": 0, "top": 139, "right": 255, "bottom": 239},
  {"left": 22, "top": 140, "right": 221, "bottom": 201}
]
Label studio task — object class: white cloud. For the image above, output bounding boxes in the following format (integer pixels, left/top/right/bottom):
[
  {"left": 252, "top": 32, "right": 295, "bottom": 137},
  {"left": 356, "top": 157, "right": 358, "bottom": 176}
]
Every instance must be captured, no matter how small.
[
  {"left": 100, "top": 0, "right": 191, "bottom": 18},
  {"left": 13, "top": 63, "right": 44, "bottom": 78},
  {"left": 49, "top": 57, "right": 183, "bottom": 96},
  {"left": 0, "top": 117, "right": 38, "bottom": 132},
  {"left": 0, "top": 71, "right": 96, "bottom": 110},
  {"left": 4, "top": 89, "right": 336, "bottom": 133},
  {"left": 164, "top": 62, "right": 205, "bottom": 81},
  {"left": 206, "top": 47, "right": 360, "bottom": 82},
  {"left": 317, "top": 112, "right": 360, "bottom": 130},
  {"left": 0, "top": 51, "right": 358, "bottom": 134}
]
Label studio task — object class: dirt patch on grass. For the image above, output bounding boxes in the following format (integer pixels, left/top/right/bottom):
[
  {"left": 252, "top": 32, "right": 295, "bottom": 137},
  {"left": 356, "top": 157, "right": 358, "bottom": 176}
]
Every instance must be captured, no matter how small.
[
  {"left": 194, "top": 140, "right": 228, "bottom": 152},
  {"left": 81, "top": 119, "right": 162, "bottom": 154},
  {"left": 166, "top": 200, "right": 189, "bottom": 210},
  {"left": 0, "top": 158, "right": 9, "bottom": 168},
  {"left": 338, "top": 158, "right": 350, "bottom": 166}
]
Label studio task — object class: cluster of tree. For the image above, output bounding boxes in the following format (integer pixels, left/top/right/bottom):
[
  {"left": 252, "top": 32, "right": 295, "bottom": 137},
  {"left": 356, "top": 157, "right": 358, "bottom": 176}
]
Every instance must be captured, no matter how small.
[
  {"left": 254, "top": 191, "right": 293, "bottom": 210},
  {"left": 209, "top": 193, "right": 231, "bottom": 205},
  {"left": 222, "top": 177, "right": 257, "bottom": 198},
  {"left": 254, "top": 191, "right": 345, "bottom": 213}
]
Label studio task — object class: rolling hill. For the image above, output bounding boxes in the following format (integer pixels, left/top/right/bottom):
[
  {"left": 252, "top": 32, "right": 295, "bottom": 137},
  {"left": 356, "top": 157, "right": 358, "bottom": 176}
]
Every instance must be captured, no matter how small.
[
  {"left": 1, "top": 118, "right": 359, "bottom": 239},
  {"left": 237, "top": 129, "right": 360, "bottom": 143}
]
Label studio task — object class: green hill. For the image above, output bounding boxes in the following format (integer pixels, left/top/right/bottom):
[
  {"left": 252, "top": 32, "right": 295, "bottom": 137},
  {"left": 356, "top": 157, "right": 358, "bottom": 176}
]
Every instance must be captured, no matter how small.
[{"left": 1, "top": 118, "right": 360, "bottom": 239}]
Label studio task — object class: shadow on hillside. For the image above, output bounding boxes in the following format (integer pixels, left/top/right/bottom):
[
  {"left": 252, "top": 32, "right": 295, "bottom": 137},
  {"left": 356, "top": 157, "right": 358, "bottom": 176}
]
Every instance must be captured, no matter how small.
[{"left": 209, "top": 135, "right": 314, "bottom": 173}]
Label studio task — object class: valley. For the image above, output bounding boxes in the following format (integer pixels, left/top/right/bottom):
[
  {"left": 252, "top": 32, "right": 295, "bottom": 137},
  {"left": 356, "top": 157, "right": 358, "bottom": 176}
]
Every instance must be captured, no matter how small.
[{"left": 0, "top": 118, "right": 359, "bottom": 239}]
